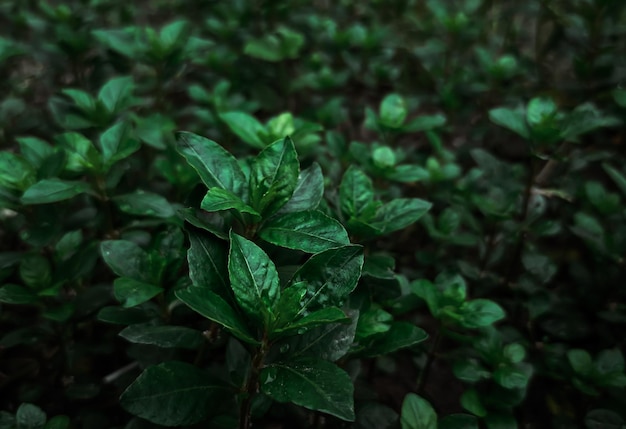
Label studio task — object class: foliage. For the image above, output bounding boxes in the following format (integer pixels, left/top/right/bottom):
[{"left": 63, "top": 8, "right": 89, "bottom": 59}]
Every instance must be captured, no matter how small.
[{"left": 1, "top": 0, "right": 625, "bottom": 428}]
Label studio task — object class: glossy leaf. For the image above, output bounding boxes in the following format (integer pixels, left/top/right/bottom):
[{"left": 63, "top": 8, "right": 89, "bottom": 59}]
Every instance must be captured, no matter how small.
[
  {"left": 261, "top": 357, "right": 355, "bottom": 421},
  {"left": 274, "top": 307, "right": 348, "bottom": 336},
  {"left": 175, "top": 131, "right": 246, "bottom": 196},
  {"left": 339, "top": 166, "right": 376, "bottom": 219},
  {"left": 120, "top": 361, "right": 225, "bottom": 426},
  {"left": 358, "top": 322, "right": 428, "bottom": 357},
  {"left": 200, "top": 187, "right": 260, "bottom": 220},
  {"left": 20, "top": 179, "right": 91, "bottom": 205},
  {"left": 228, "top": 232, "right": 280, "bottom": 324},
  {"left": 119, "top": 325, "right": 204, "bottom": 349},
  {"left": 400, "top": 393, "right": 436, "bottom": 429},
  {"left": 187, "top": 231, "right": 229, "bottom": 297},
  {"left": 259, "top": 210, "right": 350, "bottom": 253},
  {"left": 175, "top": 287, "right": 258, "bottom": 344},
  {"left": 290, "top": 245, "right": 363, "bottom": 313},
  {"left": 99, "top": 121, "right": 140, "bottom": 168},
  {"left": 278, "top": 162, "right": 324, "bottom": 214},
  {"left": 113, "top": 190, "right": 175, "bottom": 218},
  {"left": 249, "top": 137, "right": 299, "bottom": 217},
  {"left": 219, "top": 111, "right": 266, "bottom": 149},
  {"left": 113, "top": 277, "right": 162, "bottom": 308}
]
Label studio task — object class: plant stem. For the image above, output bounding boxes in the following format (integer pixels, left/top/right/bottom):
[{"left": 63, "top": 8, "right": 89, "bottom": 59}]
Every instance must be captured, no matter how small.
[
  {"left": 417, "top": 324, "right": 443, "bottom": 393},
  {"left": 239, "top": 335, "right": 269, "bottom": 429}
]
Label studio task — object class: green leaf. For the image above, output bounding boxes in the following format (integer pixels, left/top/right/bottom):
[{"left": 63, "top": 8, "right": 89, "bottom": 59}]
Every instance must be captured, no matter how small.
[
  {"left": 261, "top": 357, "right": 355, "bottom": 421},
  {"left": 119, "top": 325, "right": 204, "bottom": 349},
  {"left": 17, "top": 137, "right": 54, "bottom": 168},
  {"left": 186, "top": 231, "right": 229, "bottom": 297},
  {"left": 120, "top": 361, "right": 226, "bottom": 426},
  {"left": 602, "top": 164, "right": 626, "bottom": 198},
  {"left": 459, "top": 299, "right": 506, "bottom": 328},
  {"left": 249, "top": 137, "right": 299, "bottom": 217},
  {"left": 484, "top": 414, "right": 518, "bottom": 429},
  {"left": 503, "top": 343, "right": 526, "bottom": 363},
  {"left": 613, "top": 89, "right": 626, "bottom": 108},
  {"left": 201, "top": 188, "right": 261, "bottom": 220},
  {"left": 460, "top": 389, "right": 487, "bottom": 417},
  {"left": 259, "top": 211, "right": 350, "bottom": 253},
  {"left": 278, "top": 163, "right": 324, "bottom": 214},
  {"left": 175, "top": 287, "right": 258, "bottom": 344},
  {"left": 19, "top": 255, "right": 51, "bottom": 290},
  {"left": 403, "top": 114, "right": 447, "bottom": 133},
  {"left": 379, "top": 94, "right": 407, "bottom": 128},
  {"left": 244, "top": 34, "right": 285, "bottom": 61},
  {"left": 16, "top": 403, "right": 46, "bottom": 429},
  {"left": 493, "top": 363, "right": 532, "bottom": 389},
  {"left": 98, "top": 76, "right": 134, "bottom": 114},
  {"left": 526, "top": 97, "right": 558, "bottom": 128},
  {"left": 274, "top": 307, "right": 348, "bottom": 335},
  {"left": 57, "top": 132, "right": 101, "bottom": 172},
  {"left": 0, "top": 152, "right": 35, "bottom": 191},
  {"left": 489, "top": 107, "right": 530, "bottom": 139},
  {"left": 99, "top": 121, "right": 140, "bottom": 168},
  {"left": 290, "top": 245, "right": 363, "bottom": 313},
  {"left": 113, "top": 190, "right": 175, "bottom": 218},
  {"left": 358, "top": 322, "right": 428, "bottom": 357},
  {"left": 97, "top": 306, "right": 153, "bottom": 325},
  {"left": 595, "top": 348, "right": 624, "bottom": 375},
  {"left": 21, "top": 179, "right": 91, "bottom": 205},
  {"left": 100, "top": 240, "right": 159, "bottom": 284},
  {"left": 0, "top": 284, "right": 38, "bottom": 304},
  {"left": 113, "top": 277, "right": 162, "bottom": 308},
  {"left": 61, "top": 88, "right": 96, "bottom": 113},
  {"left": 219, "top": 111, "right": 266, "bottom": 149},
  {"left": 228, "top": 232, "right": 280, "bottom": 324},
  {"left": 400, "top": 393, "right": 436, "bottom": 429},
  {"left": 585, "top": 409, "right": 624, "bottom": 429},
  {"left": 175, "top": 131, "right": 246, "bottom": 196},
  {"left": 340, "top": 166, "right": 376, "bottom": 219},
  {"left": 43, "top": 416, "right": 70, "bottom": 429},
  {"left": 373, "top": 146, "right": 397, "bottom": 169},
  {"left": 372, "top": 198, "right": 432, "bottom": 234}
]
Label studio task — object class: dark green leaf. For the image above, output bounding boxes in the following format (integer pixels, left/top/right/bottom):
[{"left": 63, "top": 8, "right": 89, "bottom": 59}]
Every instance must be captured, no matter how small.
[
  {"left": 99, "top": 121, "right": 140, "bottom": 168},
  {"left": 175, "top": 287, "right": 258, "bottom": 344},
  {"left": 0, "top": 152, "right": 35, "bottom": 191},
  {"left": 113, "top": 277, "right": 162, "bottom": 308},
  {"left": 403, "top": 114, "right": 447, "bottom": 133},
  {"left": 561, "top": 103, "right": 621, "bottom": 142},
  {"left": 100, "top": 240, "right": 160, "bottom": 284},
  {"left": 21, "top": 179, "right": 91, "bottom": 205},
  {"left": 249, "top": 137, "right": 299, "bottom": 217},
  {"left": 400, "top": 393, "right": 436, "bottom": 429},
  {"left": 439, "top": 414, "right": 479, "bottom": 429},
  {"left": 96, "top": 306, "right": 154, "bottom": 325},
  {"left": 19, "top": 255, "right": 51, "bottom": 290},
  {"left": 120, "top": 361, "right": 226, "bottom": 426},
  {"left": 339, "top": 166, "right": 376, "bottom": 219},
  {"left": 261, "top": 358, "right": 355, "bottom": 421},
  {"left": 489, "top": 107, "right": 530, "bottom": 139},
  {"left": 372, "top": 198, "right": 432, "bottom": 234},
  {"left": 113, "top": 190, "right": 175, "bottom": 218},
  {"left": 585, "top": 409, "right": 624, "bottom": 429},
  {"left": 274, "top": 307, "right": 348, "bottom": 335},
  {"left": 259, "top": 211, "right": 350, "bottom": 253},
  {"left": 201, "top": 188, "right": 260, "bottom": 220},
  {"left": 595, "top": 348, "right": 624, "bottom": 375},
  {"left": 358, "top": 322, "right": 428, "bottom": 358},
  {"left": 290, "top": 245, "right": 363, "bottom": 313},
  {"left": 57, "top": 132, "right": 101, "bottom": 172},
  {"left": 175, "top": 131, "right": 246, "bottom": 196},
  {"left": 187, "top": 231, "right": 229, "bottom": 297},
  {"left": 43, "top": 416, "right": 70, "bottom": 429},
  {"left": 460, "top": 389, "right": 486, "bottom": 417},
  {"left": 228, "top": 232, "right": 280, "bottom": 324},
  {"left": 98, "top": 76, "right": 134, "bottom": 114},
  {"left": 119, "top": 325, "right": 204, "bottom": 349},
  {"left": 16, "top": 403, "right": 46, "bottom": 429},
  {"left": 17, "top": 137, "right": 54, "bottom": 168},
  {"left": 602, "top": 164, "right": 626, "bottom": 198},
  {"left": 493, "top": 363, "right": 532, "bottom": 389},
  {"left": 278, "top": 162, "right": 324, "bottom": 214},
  {"left": 459, "top": 299, "right": 506, "bottom": 328},
  {"left": 219, "top": 111, "right": 266, "bottom": 149},
  {"left": 0, "top": 284, "right": 38, "bottom": 304}
]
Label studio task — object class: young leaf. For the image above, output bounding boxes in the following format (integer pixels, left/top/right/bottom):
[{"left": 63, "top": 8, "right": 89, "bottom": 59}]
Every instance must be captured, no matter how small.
[
  {"left": 228, "top": 232, "right": 280, "bottom": 324},
  {"left": 459, "top": 299, "right": 506, "bottom": 328},
  {"left": 175, "top": 131, "right": 246, "bottom": 196},
  {"left": 113, "top": 277, "right": 162, "bottom": 308},
  {"left": 119, "top": 325, "right": 204, "bottom": 349},
  {"left": 403, "top": 114, "right": 447, "bottom": 132},
  {"left": 57, "top": 132, "right": 101, "bottom": 172},
  {"left": 98, "top": 76, "right": 134, "bottom": 114},
  {"left": 201, "top": 187, "right": 261, "bottom": 220},
  {"left": 290, "top": 245, "right": 363, "bottom": 313},
  {"left": 339, "top": 166, "right": 376, "bottom": 219},
  {"left": 278, "top": 162, "right": 324, "bottom": 214},
  {"left": 113, "top": 190, "right": 175, "bottom": 218},
  {"left": 249, "top": 136, "right": 299, "bottom": 217},
  {"left": 379, "top": 93, "right": 407, "bottom": 128},
  {"left": 372, "top": 198, "right": 432, "bottom": 234},
  {"left": 400, "top": 393, "right": 436, "bottom": 429},
  {"left": 120, "top": 361, "right": 227, "bottom": 426},
  {"left": 259, "top": 210, "right": 350, "bottom": 253},
  {"left": 186, "top": 231, "right": 229, "bottom": 297},
  {"left": 99, "top": 121, "right": 140, "bottom": 168},
  {"left": 16, "top": 403, "right": 46, "bottom": 429},
  {"left": 219, "top": 111, "right": 267, "bottom": 149},
  {"left": 489, "top": 106, "right": 530, "bottom": 139},
  {"left": 175, "top": 287, "right": 258, "bottom": 344},
  {"left": 261, "top": 357, "right": 355, "bottom": 421},
  {"left": 21, "top": 179, "right": 91, "bottom": 204}
]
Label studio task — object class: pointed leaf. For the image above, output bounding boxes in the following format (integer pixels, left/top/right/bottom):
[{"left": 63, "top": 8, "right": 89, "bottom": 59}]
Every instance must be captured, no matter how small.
[
  {"left": 113, "top": 277, "right": 162, "bottom": 308},
  {"left": 261, "top": 358, "right": 355, "bottom": 421},
  {"left": 201, "top": 187, "right": 261, "bottom": 220},
  {"left": 120, "top": 361, "right": 227, "bottom": 426},
  {"left": 228, "top": 232, "right": 280, "bottom": 324},
  {"left": 175, "top": 131, "right": 246, "bottom": 196},
  {"left": 400, "top": 394, "right": 436, "bottom": 429},
  {"left": 249, "top": 137, "right": 299, "bottom": 217},
  {"left": 175, "top": 287, "right": 258, "bottom": 344},
  {"left": 259, "top": 210, "right": 350, "bottom": 253},
  {"left": 187, "top": 231, "right": 229, "bottom": 297},
  {"left": 119, "top": 325, "right": 204, "bottom": 349},
  {"left": 290, "top": 245, "right": 363, "bottom": 313},
  {"left": 278, "top": 162, "right": 324, "bottom": 214},
  {"left": 274, "top": 307, "right": 348, "bottom": 335},
  {"left": 57, "top": 132, "right": 101, "bottom": 172},
  {"left": 358, "top": 322, "right": 428, "bottom": 358},
  {"left": 100, "top": 240, "right": 160, "bottom": 284},
  {"left": 339, "top": 166, "right": 376, "bottom": 219},
  {"left": 99, "top": 121, "right": 140, "bottom": 168},
  {"left": 219, "top": 111, "right": 266, "bottom": 149},
  {"left": 489, "top": 107, "right": 530, "bottom": 139},
  {"left": 113, "top": 190, "right": 175, "bottom": 218},
  {"left": 98, "top": 76, "right": 134, "bottom": 114},
  {"left": 372, "top": 198, "right": 432, "bottom": 234},
  {"left": 21, "top": 179, "right": 91, "bottom": 204}
]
